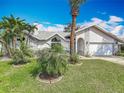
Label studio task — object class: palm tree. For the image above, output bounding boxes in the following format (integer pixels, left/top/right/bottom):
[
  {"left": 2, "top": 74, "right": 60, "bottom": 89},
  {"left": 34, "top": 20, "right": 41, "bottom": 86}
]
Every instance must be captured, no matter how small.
[
  {"left": 24, "top": 24, "right": 37, "bottom": 45},
  {"left": 0, "top": 15, "right": 36, "bottom": 57},
  {"left": 0, "top": 21, "right": 12, "bottom": 57},
  {"left": 69, "top": 0, "right": 86, "bottom": 58}
]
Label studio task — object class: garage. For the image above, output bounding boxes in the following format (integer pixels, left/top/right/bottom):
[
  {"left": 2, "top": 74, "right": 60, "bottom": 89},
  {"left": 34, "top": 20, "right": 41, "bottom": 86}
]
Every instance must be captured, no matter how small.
[{"left": 89, "top": 43, "right": 114, "bottom": 56}]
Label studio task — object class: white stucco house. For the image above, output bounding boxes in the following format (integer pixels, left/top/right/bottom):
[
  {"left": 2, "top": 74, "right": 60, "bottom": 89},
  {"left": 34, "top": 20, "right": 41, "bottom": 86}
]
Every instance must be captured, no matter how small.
[{"left": 27, "top": 24, "right": 124, "bottom": 56}]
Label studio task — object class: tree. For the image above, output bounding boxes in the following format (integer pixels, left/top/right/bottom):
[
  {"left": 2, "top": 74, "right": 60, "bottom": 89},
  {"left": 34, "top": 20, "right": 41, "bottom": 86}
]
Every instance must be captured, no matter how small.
[
  {"left": 0, "top": 15, "right": 36, "bottom": 57},
  {"left": 69, "top": 0, "right": 86, "bottom": 60},
  {"left": 64, "top": 23, "right": 71, "bottom": 32},
  {"left": 64, "top": 23, "right": 81, "bottom": 32},
  {"left": 24, "top": 24, "right": 37, "bottom": 45},
  {"left": 37, "top": 45, "right": 68, "bottom": 83},
  {"left": 12, "top": 41, "right": 32, "bottom": 65}
]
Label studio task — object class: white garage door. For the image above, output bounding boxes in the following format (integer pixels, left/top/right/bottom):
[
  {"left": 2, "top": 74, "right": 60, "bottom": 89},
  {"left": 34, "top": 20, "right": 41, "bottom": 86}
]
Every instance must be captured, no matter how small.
[{"left": 89, "top": 44, "right": 113, "bottom": 56}]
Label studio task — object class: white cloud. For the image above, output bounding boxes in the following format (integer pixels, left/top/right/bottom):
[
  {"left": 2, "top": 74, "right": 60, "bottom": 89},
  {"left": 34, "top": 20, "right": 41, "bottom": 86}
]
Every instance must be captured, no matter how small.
[
  {"left": 34, "top": 23, "right": 46, "bottom": 31},
  {"left": 34, "top": 22, "right": 65, "bottom": 32},
  {"left": 109, "top": 16, "right": 124, "bottom": 23},
  {"left": 91, "top": 17, "right": 103, "bottom": 24},
  {"left": 82, "top": 18, "right": 109, "bottom": 28},
  {"left": 55, "top": 24, "right": 65, "bottom": 28},
  {"left": 81, "top": 16, "right": 124, "bottom": 36},
  {"left": 111, "top": 25, "right": 124, "bottom": 35},
  {"left": 33, "top": 16, "right": 124, "bottom": 36}
]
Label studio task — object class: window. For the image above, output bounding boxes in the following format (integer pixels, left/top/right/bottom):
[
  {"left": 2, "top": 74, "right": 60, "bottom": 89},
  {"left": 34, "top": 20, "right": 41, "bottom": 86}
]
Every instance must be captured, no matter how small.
[{"left": 51, "top": 37, "right": 61, "bottom": 47}]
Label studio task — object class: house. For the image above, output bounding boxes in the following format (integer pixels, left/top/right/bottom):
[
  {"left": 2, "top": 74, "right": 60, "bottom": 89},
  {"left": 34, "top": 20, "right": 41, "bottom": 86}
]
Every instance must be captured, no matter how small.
[{"left": 27, "top": 24, "right": 124, "bottom": 56}]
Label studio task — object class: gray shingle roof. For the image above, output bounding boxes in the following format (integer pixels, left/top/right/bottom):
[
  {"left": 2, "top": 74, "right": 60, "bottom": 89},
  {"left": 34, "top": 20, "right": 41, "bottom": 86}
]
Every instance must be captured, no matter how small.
[
  {"left": 31, "top": 31, "right": 70, "bottom": 40},
  {"left": 119, "top": 37, "right": 124, "bottom": 42}
]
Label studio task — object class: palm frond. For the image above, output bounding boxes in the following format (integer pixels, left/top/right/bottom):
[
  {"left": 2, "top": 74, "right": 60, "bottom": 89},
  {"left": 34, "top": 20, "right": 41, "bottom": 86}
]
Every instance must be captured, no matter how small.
[{"left": 69, "top": 0, "right": 86, "bottom": 12}]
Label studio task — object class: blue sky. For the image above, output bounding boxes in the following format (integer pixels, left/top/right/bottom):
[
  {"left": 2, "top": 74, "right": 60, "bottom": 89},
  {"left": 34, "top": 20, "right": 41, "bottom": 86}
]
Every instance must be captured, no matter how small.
[{"left": 0, "top": 0, "right": 124, "bottom": 36}]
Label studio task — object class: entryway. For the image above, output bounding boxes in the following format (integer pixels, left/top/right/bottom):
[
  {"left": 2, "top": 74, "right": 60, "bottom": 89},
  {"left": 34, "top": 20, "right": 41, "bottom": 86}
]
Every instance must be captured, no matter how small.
[{"left": 77, "top": 38, "right": 85, "bottom": 56}]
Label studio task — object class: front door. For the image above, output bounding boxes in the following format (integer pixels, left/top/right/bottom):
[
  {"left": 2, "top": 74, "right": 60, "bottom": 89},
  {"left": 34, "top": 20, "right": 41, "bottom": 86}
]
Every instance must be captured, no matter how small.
[{"left": 77, "top": 38, "right": 85, "bottom": 55}]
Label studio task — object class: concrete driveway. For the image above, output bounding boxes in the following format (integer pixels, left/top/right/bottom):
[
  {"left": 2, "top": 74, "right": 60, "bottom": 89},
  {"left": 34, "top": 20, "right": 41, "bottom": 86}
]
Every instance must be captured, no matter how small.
[{"left": 80, "top": 56, "right": 124, "bottom": 65}]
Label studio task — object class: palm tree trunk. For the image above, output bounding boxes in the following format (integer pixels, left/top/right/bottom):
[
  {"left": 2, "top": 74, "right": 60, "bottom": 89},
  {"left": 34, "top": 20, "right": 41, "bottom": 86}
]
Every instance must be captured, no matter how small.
[
  {"left": 13, "top": 36, "right": 16, "bottom": 49},
  {"left": 0, "top": 39, "right": 12, "bottom": 57},
  {"left": 5, "top": 44, "right": 12, "bottom": 57},
  {"left": 12, "top": 39, "right": 14, "bottom": 48},
  {"left": 70, "top": 15, "right": 76, "bottom": 56},
  {"left": 26, "top": 33, "right": 30, "bottom": 45}
]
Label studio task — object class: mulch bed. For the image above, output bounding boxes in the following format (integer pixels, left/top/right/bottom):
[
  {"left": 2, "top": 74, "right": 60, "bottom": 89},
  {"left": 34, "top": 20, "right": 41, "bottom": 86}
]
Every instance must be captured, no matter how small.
[
  {"left": 37, "top": 73, "right": 63, "bottom": 84},
  {"left": 12, "top": 63, "right": 29, "bottom": 68}
]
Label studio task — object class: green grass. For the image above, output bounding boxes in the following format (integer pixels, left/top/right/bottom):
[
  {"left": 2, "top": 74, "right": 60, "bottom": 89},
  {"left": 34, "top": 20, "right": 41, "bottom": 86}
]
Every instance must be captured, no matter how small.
[{"left": 0, "top": 59, "right": 124, "bottom": 93}]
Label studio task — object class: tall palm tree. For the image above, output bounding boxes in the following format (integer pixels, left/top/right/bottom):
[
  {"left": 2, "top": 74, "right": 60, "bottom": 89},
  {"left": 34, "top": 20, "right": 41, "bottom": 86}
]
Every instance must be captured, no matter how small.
[{"left": 69, "top": 0, "right": 86, "bottom": 57}]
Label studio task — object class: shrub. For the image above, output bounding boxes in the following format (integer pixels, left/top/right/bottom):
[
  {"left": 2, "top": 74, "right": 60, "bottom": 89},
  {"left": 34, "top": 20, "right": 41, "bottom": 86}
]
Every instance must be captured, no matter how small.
[
  {"left": 36, "top": 48, "right": 50, "bottom": 58},
  {"left": 51, "top": 44, "right": 64, "bottom": 53},
  {"left": 37, "top": 48, "right": 68, "bottom": 77},
  {"left": 116, "top": 52, "right": 124, "bottom": 57},
  {"left": 70, "top": 53, "right": 80, "bottom": 64},
  {"left": 20, "top": 41, "right": 33, "bottom": 57},
  {"left": 121, "top": 45, "right": 124, "bottom": 52},
  {"left": 12, "top": 49, "right": 30, "bottom": 65},
  {"left": 12, "top": 41, "right": 32, "bottom": 65}
]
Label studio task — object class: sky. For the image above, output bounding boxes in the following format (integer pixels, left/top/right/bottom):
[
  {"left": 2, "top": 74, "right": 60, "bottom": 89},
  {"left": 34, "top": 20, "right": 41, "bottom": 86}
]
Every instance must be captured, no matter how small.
[{"left": 0, "top": 0, "right": 124, "bottom": 36}]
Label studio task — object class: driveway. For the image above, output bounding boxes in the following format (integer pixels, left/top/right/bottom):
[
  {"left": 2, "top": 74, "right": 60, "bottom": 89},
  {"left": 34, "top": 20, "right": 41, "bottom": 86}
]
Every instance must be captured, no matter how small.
[{"left": 80, "top": 56, "right": 124, "bottom": 65}]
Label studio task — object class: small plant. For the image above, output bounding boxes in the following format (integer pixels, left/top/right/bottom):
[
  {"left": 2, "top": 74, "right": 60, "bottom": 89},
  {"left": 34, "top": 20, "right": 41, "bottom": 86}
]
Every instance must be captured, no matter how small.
[
  {"left": 70, "top": 53, "right": 80, "bottom": 64},
  {"left": 116, "top": 51, "right": 124, "bottom": 57},
  {"left": 12, "top": 49, "right": 30, "bottom": 65},
  {"left": 12, "top": 41, "right": 32, "bottom": 65},
  {"left": 37, "top": 46, "right": 68, "bottom": 78},
  {"left": 51, "top": 44, "right": 64, "bottom": 53},
  {"left": 20, "top": 41, "right": 33, "bottom": 57}
]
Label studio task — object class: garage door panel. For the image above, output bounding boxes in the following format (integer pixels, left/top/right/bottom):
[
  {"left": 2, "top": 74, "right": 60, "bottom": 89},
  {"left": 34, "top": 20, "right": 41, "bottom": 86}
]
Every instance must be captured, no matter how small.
[{"left": 89, "top": 44, "right": 113, "bottom": 56}]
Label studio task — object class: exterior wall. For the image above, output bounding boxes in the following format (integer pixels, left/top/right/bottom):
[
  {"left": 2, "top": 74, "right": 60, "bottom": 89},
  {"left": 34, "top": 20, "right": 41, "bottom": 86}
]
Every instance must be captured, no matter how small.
[
  {"left": 29, "top": 38, "right": 49, "bottom": 50},
  {"left": 88, "top": 27, "right": 118, "bottom": 56},
  {"left": 89, "top": 27, "right": 115, "bottom": 43},
  {"left": 75, "top": 27, "right": 119, "bottom": 56},
  {"left": 62, "top": 40, "right": 70, "bottom": 52},
  {"left": 28, "top": 35, "right": 69, "bottom": 51}
]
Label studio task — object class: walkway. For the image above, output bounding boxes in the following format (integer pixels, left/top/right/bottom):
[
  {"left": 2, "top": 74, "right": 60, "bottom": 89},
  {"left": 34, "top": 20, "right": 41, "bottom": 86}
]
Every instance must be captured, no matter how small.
[
  {"left": 0, "top": 56, "right": 12, "bottom": 62},
  {"left": 80, "top": 56, "right": 124, "bottom": 65}
]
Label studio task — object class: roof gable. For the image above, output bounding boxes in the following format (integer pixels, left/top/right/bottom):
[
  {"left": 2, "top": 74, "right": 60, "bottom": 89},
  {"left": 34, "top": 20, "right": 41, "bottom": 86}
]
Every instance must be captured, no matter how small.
[{"left": 76, "top": 24, "right": 124, "bottom": 43}]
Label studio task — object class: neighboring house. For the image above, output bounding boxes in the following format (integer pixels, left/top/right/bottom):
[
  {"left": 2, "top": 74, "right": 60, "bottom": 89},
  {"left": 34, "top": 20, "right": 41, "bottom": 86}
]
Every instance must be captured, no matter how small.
[{"left": 27, "top": 24, "right": 124, "bottom": 56}]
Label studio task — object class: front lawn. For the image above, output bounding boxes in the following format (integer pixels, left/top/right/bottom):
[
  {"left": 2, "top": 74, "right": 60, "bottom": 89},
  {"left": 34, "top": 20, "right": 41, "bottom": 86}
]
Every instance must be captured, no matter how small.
[{"left": 0, "top": 59, "right": 124, "bottom": 93}]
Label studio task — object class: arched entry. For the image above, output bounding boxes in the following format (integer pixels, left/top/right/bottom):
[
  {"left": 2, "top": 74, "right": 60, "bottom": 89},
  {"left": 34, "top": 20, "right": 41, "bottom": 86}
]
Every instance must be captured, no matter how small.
[{"left": 77, "top": 38, "right": 85, "bottom": 55}]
